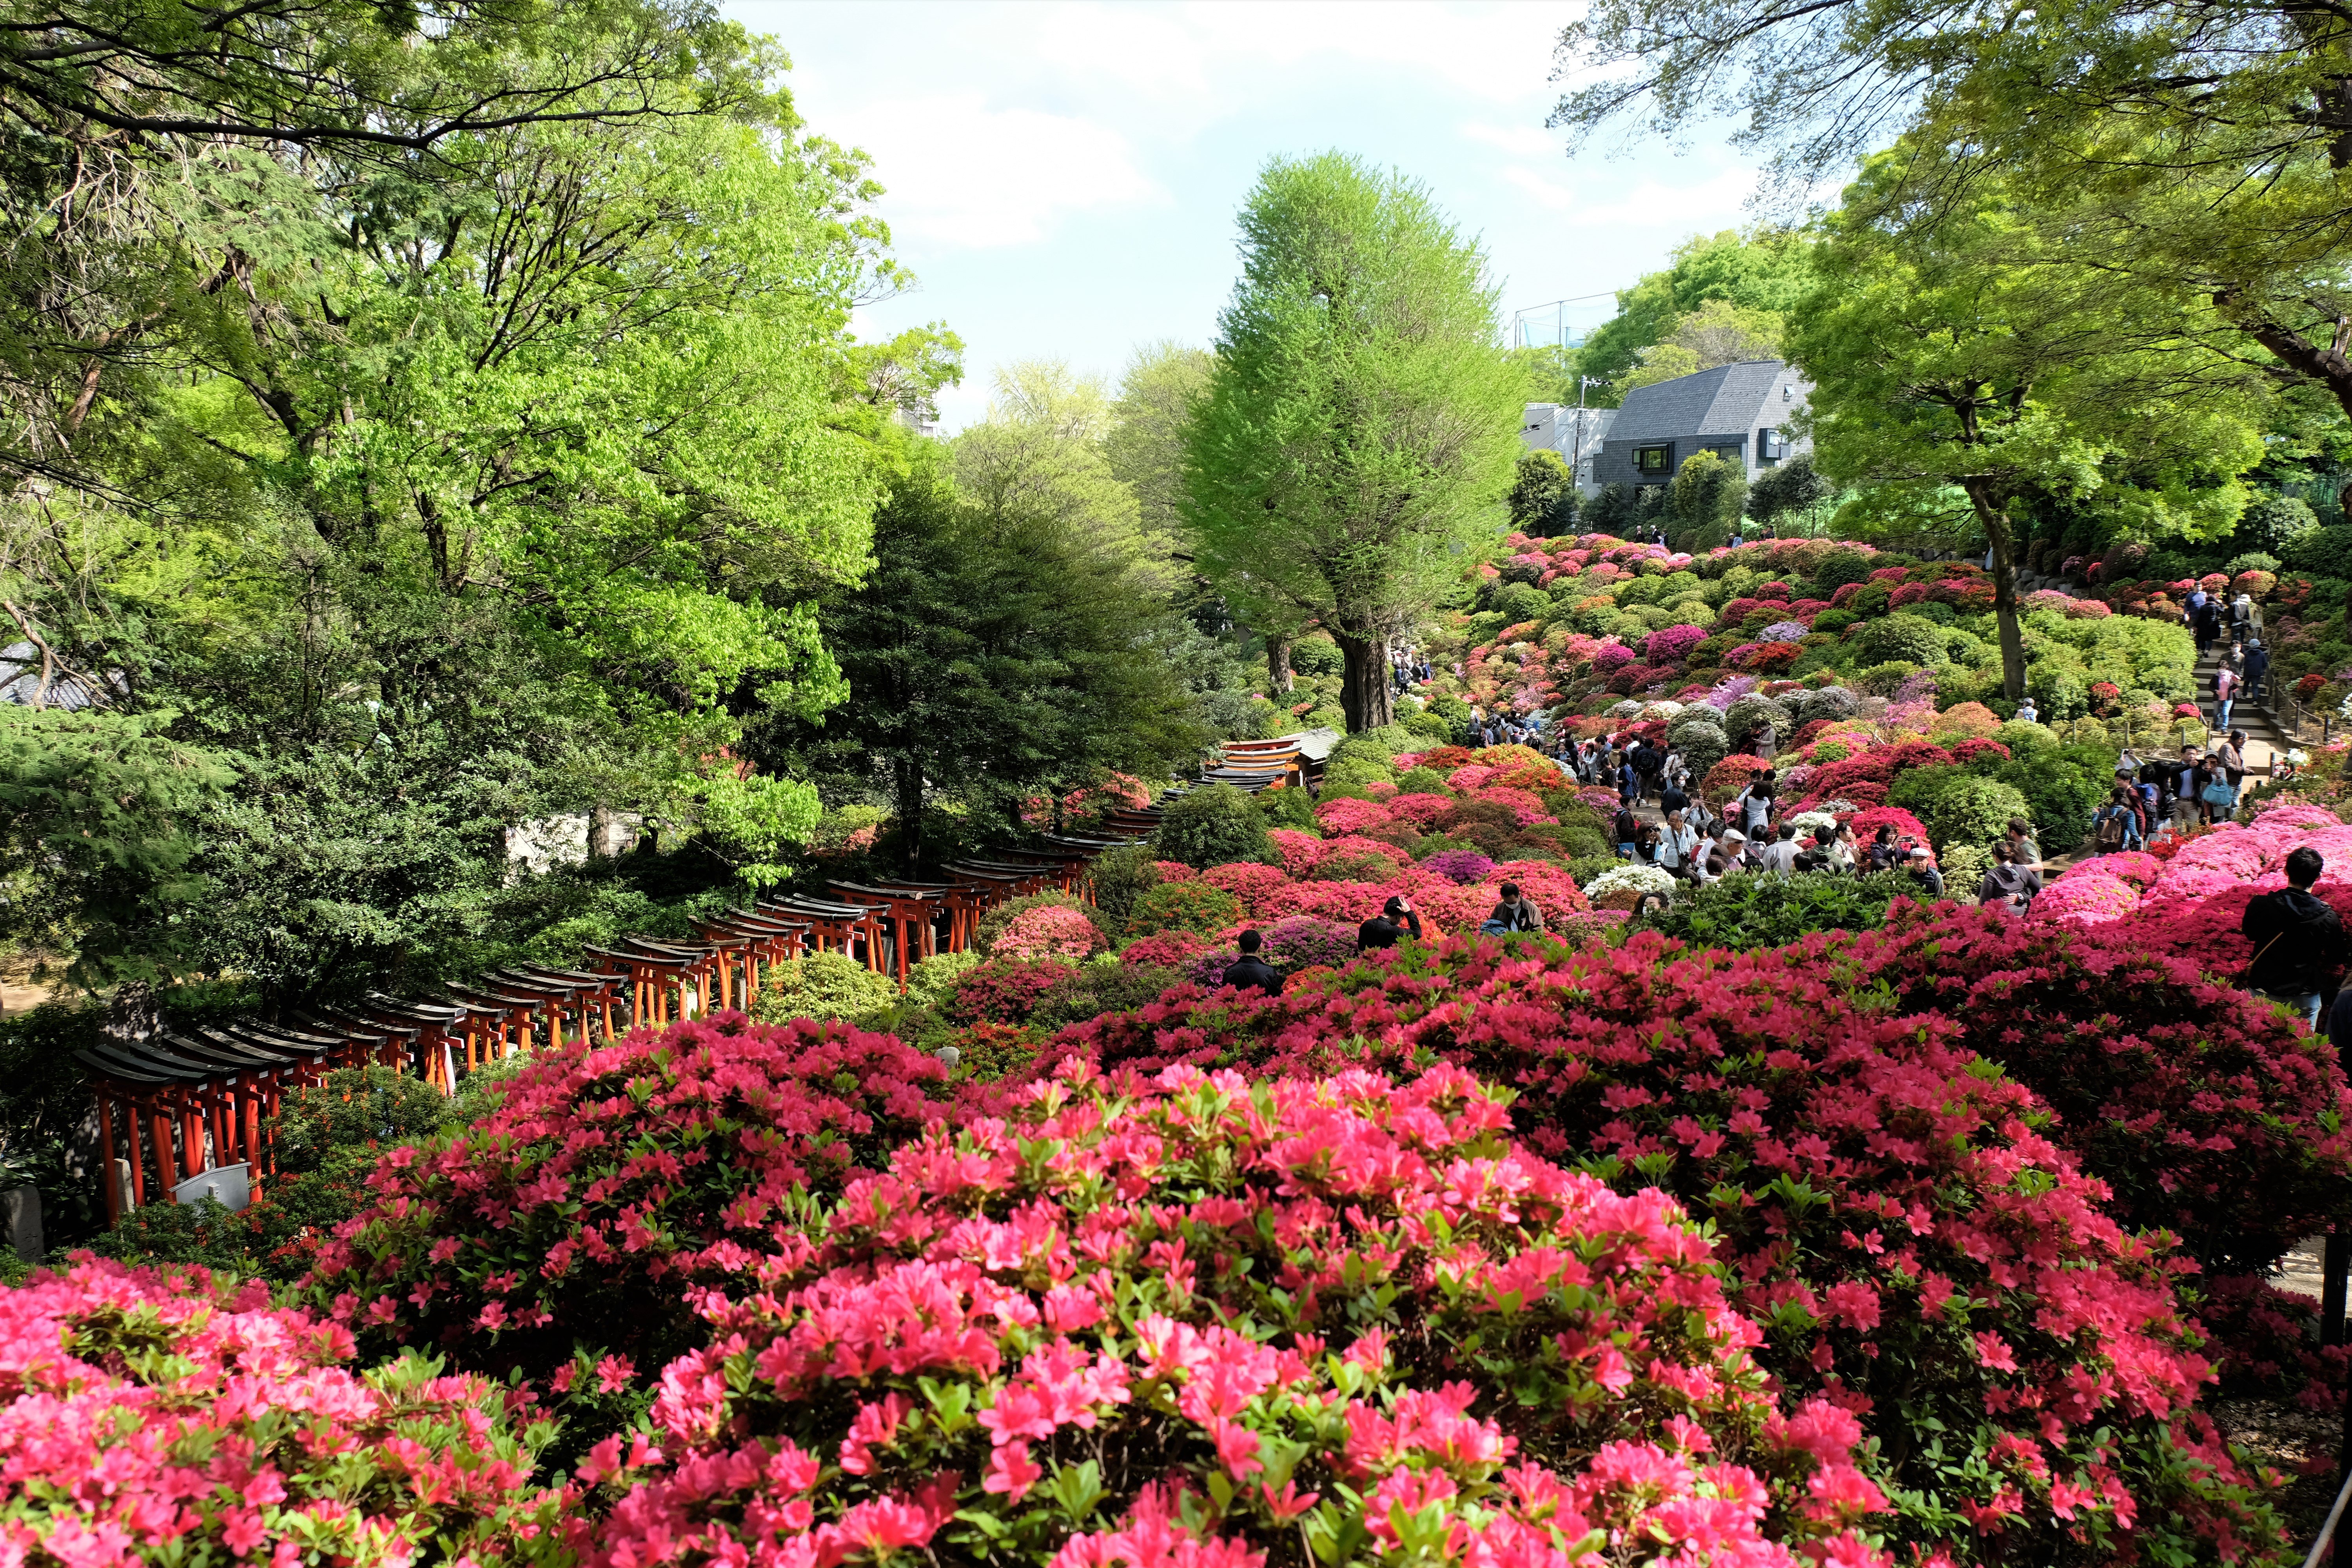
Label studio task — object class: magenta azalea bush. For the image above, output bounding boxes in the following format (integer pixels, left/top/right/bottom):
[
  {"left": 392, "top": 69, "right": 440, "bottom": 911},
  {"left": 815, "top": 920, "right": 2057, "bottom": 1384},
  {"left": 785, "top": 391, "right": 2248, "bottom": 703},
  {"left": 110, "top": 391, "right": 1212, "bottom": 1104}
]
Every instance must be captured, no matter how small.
[
  {"left": 571, "top": 1062, "right": 1892, "bottom": 1568},
  {"left": 1045, "top": 924, "right": 2292, "bottom": 1565},
  {"left": 305, "top": 1016, "right": 947, "bottom": 1399}
]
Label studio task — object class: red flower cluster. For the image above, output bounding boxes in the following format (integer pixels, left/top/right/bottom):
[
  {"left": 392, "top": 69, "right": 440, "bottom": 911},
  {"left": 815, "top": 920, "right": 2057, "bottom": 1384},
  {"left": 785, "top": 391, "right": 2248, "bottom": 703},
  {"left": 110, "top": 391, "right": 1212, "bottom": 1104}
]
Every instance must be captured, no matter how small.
[
  {"left": 306, "top": 1016, "right": 947, "bottom": 1395},
  {"left": 1846, "top": 904, "right": 2352, "bottom": 1275},
  {"left": 1040, "top": 929, "right": 2282, "bottom": 1564},
  {"left": 574, "top": 1061, "right": 1889, "bottom": 1568}
]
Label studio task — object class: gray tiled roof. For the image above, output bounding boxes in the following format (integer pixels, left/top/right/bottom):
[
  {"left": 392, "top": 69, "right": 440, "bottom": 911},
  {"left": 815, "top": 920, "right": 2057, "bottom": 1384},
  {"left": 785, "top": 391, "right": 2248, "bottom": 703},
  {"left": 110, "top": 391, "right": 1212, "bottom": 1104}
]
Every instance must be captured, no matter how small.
[{"left": 1607, "top": 360, "right": 1798, "bottom": 443}]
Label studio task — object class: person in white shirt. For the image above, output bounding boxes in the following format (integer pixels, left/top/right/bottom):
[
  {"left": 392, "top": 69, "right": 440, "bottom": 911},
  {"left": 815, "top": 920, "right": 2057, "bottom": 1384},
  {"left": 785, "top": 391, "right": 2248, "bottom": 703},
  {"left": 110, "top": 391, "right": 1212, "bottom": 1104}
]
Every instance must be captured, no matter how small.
[
  {"left": 1655, "top": 808, "right": 1703, "bottom": 880},
  {"left": 1757, "top": 822, "right": 1802, "bottom": 877}
]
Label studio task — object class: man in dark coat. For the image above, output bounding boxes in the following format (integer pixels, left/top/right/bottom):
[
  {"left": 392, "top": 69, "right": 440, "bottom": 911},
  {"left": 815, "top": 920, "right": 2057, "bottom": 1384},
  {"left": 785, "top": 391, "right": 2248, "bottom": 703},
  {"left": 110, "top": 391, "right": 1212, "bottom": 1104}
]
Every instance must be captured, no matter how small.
[
  {"left": 1222, "top": 929, "right": 1284, "bottom": 997},
  {"left": 2242, "top": 846, "right": 2348, "bottom": 1027},
  {"left": 1357, "top": 895, "right": 1423, "bottom": 952}
]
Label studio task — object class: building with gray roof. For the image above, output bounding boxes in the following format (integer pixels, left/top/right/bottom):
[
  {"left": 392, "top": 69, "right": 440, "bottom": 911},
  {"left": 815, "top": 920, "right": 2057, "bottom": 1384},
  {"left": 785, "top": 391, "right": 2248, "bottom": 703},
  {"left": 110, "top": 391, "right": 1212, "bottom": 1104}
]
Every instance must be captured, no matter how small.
[{"left": 1590, "top": 360, "right": 1810, "bottom": 494}]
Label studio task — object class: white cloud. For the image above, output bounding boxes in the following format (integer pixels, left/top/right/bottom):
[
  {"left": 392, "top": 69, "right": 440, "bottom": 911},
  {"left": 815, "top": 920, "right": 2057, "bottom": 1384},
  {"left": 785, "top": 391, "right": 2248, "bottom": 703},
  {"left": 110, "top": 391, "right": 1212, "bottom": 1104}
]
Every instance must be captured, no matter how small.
[
  {"left": 1572, "top": 165, "right": 1760, "bottom": 228},
  {"left": 1500, "top": 165, "right": 1577, "bottom": 212},
  {"left": 1462, "top": 120, "right": 1560, "bottom": 158},
  {"left": 821, "top": 94, "right": 1162, "bottom": 249}
]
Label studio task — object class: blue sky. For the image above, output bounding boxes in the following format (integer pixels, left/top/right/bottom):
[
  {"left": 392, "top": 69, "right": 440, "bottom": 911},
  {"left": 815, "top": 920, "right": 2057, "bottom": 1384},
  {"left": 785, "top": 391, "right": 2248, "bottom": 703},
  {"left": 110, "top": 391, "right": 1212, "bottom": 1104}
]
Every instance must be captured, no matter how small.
[{"left": 728, "top": 1, "right": 1768, "bottom": 430}]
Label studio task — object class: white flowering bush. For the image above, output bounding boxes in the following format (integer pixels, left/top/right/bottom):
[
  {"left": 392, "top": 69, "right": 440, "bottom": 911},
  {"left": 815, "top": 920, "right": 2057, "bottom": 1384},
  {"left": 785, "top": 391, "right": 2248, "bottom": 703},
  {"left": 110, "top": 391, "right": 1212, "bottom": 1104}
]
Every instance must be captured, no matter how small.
[{"left": 1583, "top": 864, "right": 1679, "bottom": 902}]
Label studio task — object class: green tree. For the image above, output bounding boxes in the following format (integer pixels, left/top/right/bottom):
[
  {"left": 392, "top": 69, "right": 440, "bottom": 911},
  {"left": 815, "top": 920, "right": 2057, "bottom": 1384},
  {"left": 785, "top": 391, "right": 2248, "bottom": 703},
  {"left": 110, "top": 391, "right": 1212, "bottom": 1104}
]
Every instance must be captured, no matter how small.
[
  {"left": 1748, "top": 454, "right": 1834, "bottom": 534},
  {"left": 1570, "top": 231, "right": 1813, "bottom": 401},
  {"left": 1183, "top": 152, "right": 1524, "bottom": 733},
  {"left": 760, "top": 444, "right": 1210, "bottom": 875},
  {"left": 1668, "top": 450, "right": 1747, "bottom": 550},
  {"left": 1508, "top": 450, "right": 1580, "bottom": 537},
  {"left": 1787, "top": 149, "right": 2269, "bottom": 699},
  {"left": 1105, "top": 341, "right": 1214, "bottom": 564},
  {"left": 1549, "top": 0, "right": 2352, "bottom": 430},
  {"left": 1623, "top": 298, "right": 1787, "bottom": 391},
  {"left": 0, "top": 24, "right": 915, "bottom": 992}
]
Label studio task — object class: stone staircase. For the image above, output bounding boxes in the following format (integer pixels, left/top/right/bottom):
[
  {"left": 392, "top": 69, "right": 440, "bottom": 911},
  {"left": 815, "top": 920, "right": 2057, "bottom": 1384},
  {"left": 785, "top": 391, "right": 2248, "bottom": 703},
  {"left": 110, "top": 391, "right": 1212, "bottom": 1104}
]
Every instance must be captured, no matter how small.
[{"left": 2191, "top": 643, "right": 2290, "bottom": 771}]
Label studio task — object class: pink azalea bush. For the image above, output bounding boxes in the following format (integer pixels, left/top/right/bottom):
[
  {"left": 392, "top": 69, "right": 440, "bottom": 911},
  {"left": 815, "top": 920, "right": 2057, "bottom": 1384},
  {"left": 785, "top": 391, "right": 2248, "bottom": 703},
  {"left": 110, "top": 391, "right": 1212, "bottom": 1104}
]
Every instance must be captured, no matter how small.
[
  {"left": 1, "top": 1257, "right": 565, "bottom": 1566},
  {"left": 1311, "top": 797, "right": 1391, "bottom": 835},
  {"left": 305, "top": 1016, "right": 947, "bottom": 1406},
  {"left": 573, "top": 1061, "right": 1892, "bottom": 1568},
  {"left": 988, "top": 904, "right": 1109, "bottom": 961},
  {"left": 1047, "top": 927, "right": 2287, "bottom": 1564}
]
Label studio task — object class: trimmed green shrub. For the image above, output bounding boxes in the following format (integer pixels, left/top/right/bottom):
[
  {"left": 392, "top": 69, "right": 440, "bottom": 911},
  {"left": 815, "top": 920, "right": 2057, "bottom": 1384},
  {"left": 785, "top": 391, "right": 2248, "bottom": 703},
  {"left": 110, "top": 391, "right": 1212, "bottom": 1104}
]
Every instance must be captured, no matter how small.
[
  {"left": 1855, "top": 660, "right": 1925, "bottom": 696},
  {"left": 1396, "top": 766, "right": 1451, "bottom": 794},
  {"left": 1886, "top": 767, "right": 2034, "bottom": 855},
  {"left": 1254, "top": 783, "right": 1319, "bottom": 830},
  {"left": 751, "top": 950, "right": 898, "bottom": 1024},
  {"left": 1850, "top": 612, "right": 1950, "bottom": 667},
  {"left": 1123, "top": 880, "right": 1242, "bottom": 941},
  {"left": 1155, "top": 782, "right": 1276, "bottom": 868},
  {"left": 1632, "top": 871, "right": 1918, "bottom": 950},
  {"left": 1085, "top": 845, "right": 1161, "bottom": 925},
  {"left": 904, "top": 949, "right": 980, "bottom": 1013}
]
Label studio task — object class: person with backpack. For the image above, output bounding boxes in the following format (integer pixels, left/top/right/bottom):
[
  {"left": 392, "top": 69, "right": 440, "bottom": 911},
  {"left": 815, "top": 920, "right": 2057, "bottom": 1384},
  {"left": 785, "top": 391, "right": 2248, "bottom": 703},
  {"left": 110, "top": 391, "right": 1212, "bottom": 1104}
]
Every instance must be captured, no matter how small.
[
  {"left": 2214, "top": 731, "right": 2247, "bottom": 814},
  {"left": 1979, "top": 841, "right": 2041, "bottom": 914},
  {"left": 1222, "top": 929, "right": 1284, "bottom": 997},
  {"left": 1486, "top": 882, "right": 1545, "bottom": 935},
  {"left": 2241, "top": 846, "right": 2347, "bottom": 1026},
  {"left": 1613, "top": 804, "right": 1641, "bottom": 860},
  {"left": 2093, "top": 788, "right": 2145, "bottom": 854},
  {"left": 1633, "top": 740, "right": 1664, "bottom": 805}
]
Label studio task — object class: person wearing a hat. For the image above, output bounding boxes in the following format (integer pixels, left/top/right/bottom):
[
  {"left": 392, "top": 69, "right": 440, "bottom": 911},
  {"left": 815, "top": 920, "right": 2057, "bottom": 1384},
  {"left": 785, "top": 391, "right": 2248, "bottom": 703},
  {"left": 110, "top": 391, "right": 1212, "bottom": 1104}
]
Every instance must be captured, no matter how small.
[
  {"left": 1702, "top": 828, "right": 1747, "bottom": 882},
  {"left": 1905, "top": 845, "right": 1946, "bottom": 897}
]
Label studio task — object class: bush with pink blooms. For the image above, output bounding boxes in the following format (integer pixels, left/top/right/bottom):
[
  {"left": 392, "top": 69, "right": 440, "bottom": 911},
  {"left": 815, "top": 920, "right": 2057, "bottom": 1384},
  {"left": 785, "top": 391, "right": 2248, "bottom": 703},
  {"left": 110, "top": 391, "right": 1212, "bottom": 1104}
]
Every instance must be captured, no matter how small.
[
  {"left": 304, "top": 1016, "right": 947, "bottom": 1410},
  {"left": 987, "top": 903, "right": 1108, "bottom": 961},
  {"left": 2, "top": 1257, "right": 567, "bottom": 1566},
  {"left": 1045, "top": 926, "right": 2288, "bottom": 1565},
  {"left": 572, "top": 1062, "right": 1891, "bottom": 1568}
]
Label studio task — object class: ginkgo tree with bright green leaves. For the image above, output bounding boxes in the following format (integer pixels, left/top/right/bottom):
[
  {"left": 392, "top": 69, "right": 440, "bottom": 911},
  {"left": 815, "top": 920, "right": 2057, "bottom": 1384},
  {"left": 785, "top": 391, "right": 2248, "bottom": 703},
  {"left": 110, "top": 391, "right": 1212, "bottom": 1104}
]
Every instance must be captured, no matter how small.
[
  {"left": 1182, "top": 152, "right": 1524, "bottom": 733},
  {"left": 1787, "top": 145, "right": 2270, "bottom": 699}
]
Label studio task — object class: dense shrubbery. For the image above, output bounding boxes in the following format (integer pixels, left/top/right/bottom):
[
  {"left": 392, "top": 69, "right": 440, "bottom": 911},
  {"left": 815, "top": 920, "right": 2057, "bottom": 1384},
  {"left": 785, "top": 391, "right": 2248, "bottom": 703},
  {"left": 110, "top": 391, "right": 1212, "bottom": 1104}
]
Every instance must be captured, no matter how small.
[
  {"left": 1045, "top": 924, "right": 2295, "bottom": 1564},
  {"left": 0, "top": 1257, "right": 566, "bottom": 1564},
  {"left": 574, "top": 1062, "right": 1890, "bottom": 1568},
  {"left": 1631, "top": 870, "right": 1916, "bottom": 949},
  {"left": 305, "top": 1015, "right": 947, "bottom": 1443}
]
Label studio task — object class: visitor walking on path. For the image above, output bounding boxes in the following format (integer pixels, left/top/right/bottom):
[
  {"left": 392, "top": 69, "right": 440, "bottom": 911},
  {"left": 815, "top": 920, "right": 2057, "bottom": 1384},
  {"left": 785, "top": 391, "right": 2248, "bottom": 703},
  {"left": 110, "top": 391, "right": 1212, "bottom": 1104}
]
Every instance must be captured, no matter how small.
[
  {"left": 2245, "top": 638, "right": 2271, "bottom": 706},
  {"left": 2214, "top": 663, "right": 2238, "bottom": 732},
  {"left": 2216, "top": 731, "right": 2247, "bottom": 813},
  {"left": 1222, "top": 929, "right": 1283, "bottom": 997},
  {"left": 1655, "top": 808, "right": 1703, "bottom": 881},
  {"left": 2241, "top": 846, "right": 2347, "bottom": 1027}
]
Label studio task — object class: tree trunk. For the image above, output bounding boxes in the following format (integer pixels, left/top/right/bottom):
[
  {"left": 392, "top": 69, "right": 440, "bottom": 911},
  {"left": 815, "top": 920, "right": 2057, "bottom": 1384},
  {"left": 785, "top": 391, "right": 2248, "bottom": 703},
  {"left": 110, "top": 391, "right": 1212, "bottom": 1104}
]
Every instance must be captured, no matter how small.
[
  {"left": 1266, "top": 635, "right": 1293, "bottom": 694},
  {"left": 894, "top": 755, "right": 925, "bottom": 878},
  {"left": 587, "top": 804, "right": 615, "bottom": 859},
  {"left": 1334, "top": 632, "right": 1395, "bottom": 733},
  {"left": 1964, "top": 481, "right": 2029, "bottom": 701}
]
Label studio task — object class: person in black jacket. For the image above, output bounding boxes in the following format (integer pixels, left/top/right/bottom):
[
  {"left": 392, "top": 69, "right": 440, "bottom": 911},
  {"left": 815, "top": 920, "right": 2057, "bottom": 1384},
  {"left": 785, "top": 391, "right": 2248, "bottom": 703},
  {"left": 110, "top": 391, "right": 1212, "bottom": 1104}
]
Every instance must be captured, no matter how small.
[
  {"left": 1357, "top": 895, "right": 1423, "bottom": 952},
  {"left": 2242, "top": 846, "right": 2347, "bottom": 1026},
  {"left": 1222, "top": 929, "right": 1283, "bottom": 997}
]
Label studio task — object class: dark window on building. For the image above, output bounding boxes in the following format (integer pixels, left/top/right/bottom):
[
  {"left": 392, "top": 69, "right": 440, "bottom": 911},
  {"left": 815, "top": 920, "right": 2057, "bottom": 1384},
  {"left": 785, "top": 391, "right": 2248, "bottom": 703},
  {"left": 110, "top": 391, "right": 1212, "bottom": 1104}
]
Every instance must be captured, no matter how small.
[
  {"left": 1703, "top": 441, "right": 1744, "bottom": 465},
  {"left": 1759, "top": 427, "right": 1787, "bottom": 462},
  {"left": 1635, "top": 445, "right": 1672, "bottom": 475}
]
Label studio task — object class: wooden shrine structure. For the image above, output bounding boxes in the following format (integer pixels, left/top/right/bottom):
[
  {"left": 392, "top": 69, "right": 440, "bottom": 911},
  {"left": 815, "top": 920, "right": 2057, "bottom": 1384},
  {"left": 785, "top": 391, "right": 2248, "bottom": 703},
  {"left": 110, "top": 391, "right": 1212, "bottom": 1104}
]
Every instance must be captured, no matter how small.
[{"left": 78, "top": 833, "right": 1140, "bottom": 1225}]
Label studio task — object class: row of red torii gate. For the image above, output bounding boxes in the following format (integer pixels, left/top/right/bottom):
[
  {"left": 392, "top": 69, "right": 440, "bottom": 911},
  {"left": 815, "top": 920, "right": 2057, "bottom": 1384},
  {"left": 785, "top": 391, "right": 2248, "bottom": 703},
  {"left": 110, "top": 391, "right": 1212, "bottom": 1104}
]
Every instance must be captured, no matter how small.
[{"left": 75, "top": 830, "right": 1163, "bottom": 1227}]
